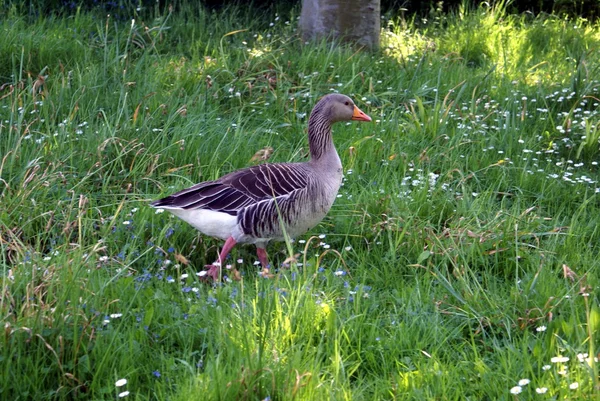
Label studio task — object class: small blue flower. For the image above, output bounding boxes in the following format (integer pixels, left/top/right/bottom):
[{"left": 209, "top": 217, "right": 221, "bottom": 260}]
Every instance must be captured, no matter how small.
[
  {"left": 182, "top": 287, "right": 192, "bottom": 293},
  {"left": 135, "top": 271, "right": 152, "bottom": 283},
  {"left": 167, "top": 247, "right": 175, "bottom": 253},
  {"left": 165, "top": 227, "right": 175, "bottom": 238},
  {"left": 153, "top": 370, "right": 161, "bottom": 378}
]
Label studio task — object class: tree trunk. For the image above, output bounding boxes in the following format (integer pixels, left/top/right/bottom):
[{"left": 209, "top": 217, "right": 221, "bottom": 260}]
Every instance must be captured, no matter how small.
[{"left": 299, "top": 0, "right": 380, "bottom": 50}]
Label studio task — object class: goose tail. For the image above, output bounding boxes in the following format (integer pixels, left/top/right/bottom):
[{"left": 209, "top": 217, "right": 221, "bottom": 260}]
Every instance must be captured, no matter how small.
[{"left": 150, "top": 196, "right": 181, "bottom": 209}]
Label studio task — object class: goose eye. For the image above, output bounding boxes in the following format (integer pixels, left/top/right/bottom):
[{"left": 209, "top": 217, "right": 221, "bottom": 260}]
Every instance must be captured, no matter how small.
[{"left": 344, "top": 101, "right": 349, "bottom": 106}]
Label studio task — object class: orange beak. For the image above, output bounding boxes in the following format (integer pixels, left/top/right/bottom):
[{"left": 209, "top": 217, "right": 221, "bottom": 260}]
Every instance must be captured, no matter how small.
[{"left": 352, "top": 105, "right": 372, "bottom": 122}]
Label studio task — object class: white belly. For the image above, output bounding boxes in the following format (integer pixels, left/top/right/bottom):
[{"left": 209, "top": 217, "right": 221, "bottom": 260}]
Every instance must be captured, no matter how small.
[{"left": 161, "top": 207, "right": 237, "bottom": 241}]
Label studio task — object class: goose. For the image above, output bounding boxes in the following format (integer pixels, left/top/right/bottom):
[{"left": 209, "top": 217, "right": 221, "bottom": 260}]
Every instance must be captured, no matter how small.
[{"left": 151, "top": 94, "right": 371, "bottom": 280}]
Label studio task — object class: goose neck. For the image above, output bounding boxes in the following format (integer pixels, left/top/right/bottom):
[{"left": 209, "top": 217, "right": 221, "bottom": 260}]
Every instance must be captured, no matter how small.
[{"left": 307, "top": 113, "right": 333, "bottom": 161}]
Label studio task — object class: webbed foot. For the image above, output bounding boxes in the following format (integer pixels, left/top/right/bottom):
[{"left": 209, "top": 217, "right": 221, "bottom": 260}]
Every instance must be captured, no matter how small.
[{"left": 198, "top": 264, "right": 221, "bottom": 282}]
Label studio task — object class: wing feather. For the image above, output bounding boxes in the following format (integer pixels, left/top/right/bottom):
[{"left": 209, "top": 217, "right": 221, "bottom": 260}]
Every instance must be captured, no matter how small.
[{"left": 151, "top": 163, "right": 310, "bottom": 216}]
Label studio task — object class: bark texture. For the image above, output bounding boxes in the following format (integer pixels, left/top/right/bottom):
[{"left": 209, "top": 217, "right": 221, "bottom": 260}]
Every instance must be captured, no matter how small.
[{"left": 299, "top": 0, "right": 380, "bottom": 49}]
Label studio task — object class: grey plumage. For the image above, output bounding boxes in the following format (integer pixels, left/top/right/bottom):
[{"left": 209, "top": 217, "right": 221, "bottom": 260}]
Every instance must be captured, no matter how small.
[{"left": 151, "top": 93, "right": 371, "bottom": 280}]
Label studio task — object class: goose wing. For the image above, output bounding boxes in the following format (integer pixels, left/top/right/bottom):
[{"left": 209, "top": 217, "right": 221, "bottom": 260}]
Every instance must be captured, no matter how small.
[{"left": 151, "top": 163, "right": 310, "bottom": 216}]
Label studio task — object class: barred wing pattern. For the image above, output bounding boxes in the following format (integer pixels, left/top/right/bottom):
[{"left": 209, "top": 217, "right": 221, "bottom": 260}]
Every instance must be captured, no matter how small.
[
  {"left": 151, "top": 162, "right": 311, "bottom": 218},
  {"left": 237, "top": 177, "right": 332, "bottom": 239}
]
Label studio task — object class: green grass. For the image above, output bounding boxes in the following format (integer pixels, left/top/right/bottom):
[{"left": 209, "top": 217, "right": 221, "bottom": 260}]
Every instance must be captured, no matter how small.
[{"left": 1, "top": 2, "right": 600, "bottom": 400}]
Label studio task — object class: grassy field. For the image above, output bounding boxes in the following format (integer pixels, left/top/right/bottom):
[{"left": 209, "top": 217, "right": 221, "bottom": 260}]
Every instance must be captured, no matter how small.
[{"left": 1, "top": 2, "right": 600, "bottom": 400}]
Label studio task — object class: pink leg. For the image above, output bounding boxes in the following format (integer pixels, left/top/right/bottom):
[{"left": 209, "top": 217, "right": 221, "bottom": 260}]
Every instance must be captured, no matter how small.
[
  {"left": 202, "top": 237, "right": 237, "bottom": 282},
  {"left": 256, "top": 247, "right": 273, "bottom": 278},
  {"left": 256, "top": 247, "right": 269, "bottom": 267},
  {"left": 217, "top": 237, "right": 237, "bottom": 266}
]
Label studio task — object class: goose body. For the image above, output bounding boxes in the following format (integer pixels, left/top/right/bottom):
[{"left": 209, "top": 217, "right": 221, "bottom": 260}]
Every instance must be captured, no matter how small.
[
  {"left": 151, "top": 94, "right": 371, "bottom": 280},
  {"left": 156, "top": 161, "right": 342, "bottom": 244}
]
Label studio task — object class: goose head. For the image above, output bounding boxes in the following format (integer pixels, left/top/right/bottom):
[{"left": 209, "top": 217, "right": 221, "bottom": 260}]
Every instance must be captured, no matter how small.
[{"left": 317, "top": 94, "right": 372, "bottom": 123}]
